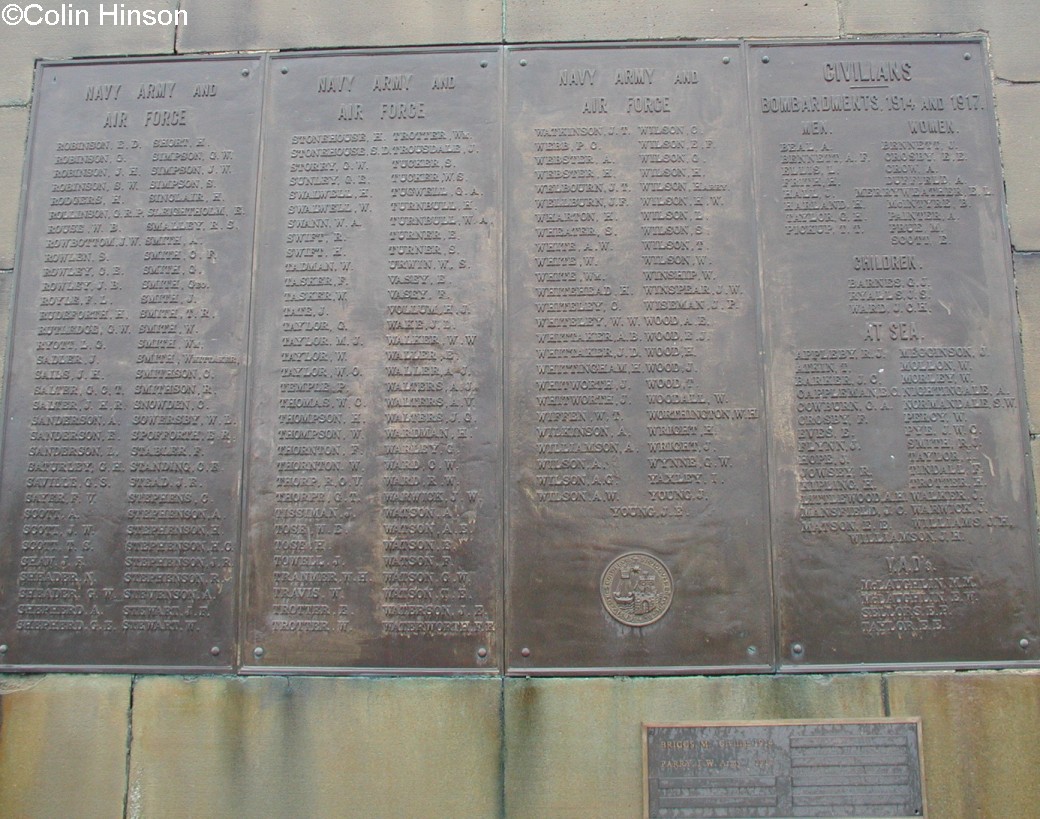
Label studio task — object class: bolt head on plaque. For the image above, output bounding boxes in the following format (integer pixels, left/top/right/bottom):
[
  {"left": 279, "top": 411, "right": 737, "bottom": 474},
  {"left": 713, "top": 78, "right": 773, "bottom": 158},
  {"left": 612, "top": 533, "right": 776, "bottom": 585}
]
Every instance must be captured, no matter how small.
[{"left": 600, "top": 552, "right": 674, "bottom": 627}]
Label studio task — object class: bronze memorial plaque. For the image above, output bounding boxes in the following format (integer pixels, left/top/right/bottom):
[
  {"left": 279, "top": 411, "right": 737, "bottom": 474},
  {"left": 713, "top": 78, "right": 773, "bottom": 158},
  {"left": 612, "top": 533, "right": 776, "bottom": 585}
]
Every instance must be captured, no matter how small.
[
  {"left": 644, "top": 720, "right": 926, "bottom": 818},
  {"left": 0, "top": 56, "right": 263, "bottom": 671},
  {"left": 1, "top": 40, "right": 1035, "bottom": 676},
  {"left": 749, "top": 40, "right": 1040, "bottom": 669},
  {"left": 240, "top": 49, "right": 502, "bottom": 672},
  {"left": 505, "top": 44, "right": 773, "bottom": 673}
]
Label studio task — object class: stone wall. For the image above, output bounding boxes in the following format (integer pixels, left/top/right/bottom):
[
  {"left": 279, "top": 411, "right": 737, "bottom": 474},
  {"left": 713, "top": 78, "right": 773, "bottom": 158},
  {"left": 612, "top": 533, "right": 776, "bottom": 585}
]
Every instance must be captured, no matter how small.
[{"left": 2, "top": 2, "right": 1039, "bottom": 816}]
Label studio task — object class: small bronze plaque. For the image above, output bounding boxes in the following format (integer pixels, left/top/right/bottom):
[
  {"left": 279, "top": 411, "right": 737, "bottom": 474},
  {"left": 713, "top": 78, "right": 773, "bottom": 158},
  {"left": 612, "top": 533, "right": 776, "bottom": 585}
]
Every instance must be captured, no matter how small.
[
  {"left": 749, "top": 40, "right": 1040, "bottom": 668},
  {"left": 0, "top": 56, "right": 263, "bottom": 670},
  {"left": 645, "top": 720, "right": 926, "bottom": 818},
  {"left": 505, "top": 44, "right": 773, "bottom": 673},
  {"left": 240, "top": 48, "right": 502, "bottom": 672}
]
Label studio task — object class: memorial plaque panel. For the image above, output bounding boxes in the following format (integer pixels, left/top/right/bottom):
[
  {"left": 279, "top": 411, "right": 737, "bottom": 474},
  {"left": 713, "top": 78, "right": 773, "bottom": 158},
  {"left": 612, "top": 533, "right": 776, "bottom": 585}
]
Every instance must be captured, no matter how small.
[
  {"left": 505, "top": 45, "right": 773, "bottom": 673},
  {"left": 0, "top": 56, "right": 262, "bottom": 671},
  {"left": 1, "top": 40, "right": 1035, "bottom": 676},
  {"left": 644, "top": 720, "right": 926, "bottom": 818},
  {"left": 241, "top": 49, "right": 502, "bottom": 671},
  {"left": 749, "top": 40, "right": 1040, "bottom": 668}
]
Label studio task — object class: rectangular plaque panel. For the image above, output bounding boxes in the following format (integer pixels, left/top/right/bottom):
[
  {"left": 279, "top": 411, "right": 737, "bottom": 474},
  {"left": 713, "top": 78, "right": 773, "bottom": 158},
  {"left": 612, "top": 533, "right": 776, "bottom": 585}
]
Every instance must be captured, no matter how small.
[
  {"left": 0, "top": 56, "right": 263, "bottom": 670},
  {"left": 240, "top": 49, "right": 502, "bottom": 671},
  {"left": 505, "top": 44, "right": 773, "bottom": 673},
  {"left": 0, "top": 41, "right": 1035, "bottom": 676},
  {"left": 750, "top": 40, "right": 1040, "bottom": 668},
  {"left": 645, "top": 721, "right": 926, "bottom": 818}
]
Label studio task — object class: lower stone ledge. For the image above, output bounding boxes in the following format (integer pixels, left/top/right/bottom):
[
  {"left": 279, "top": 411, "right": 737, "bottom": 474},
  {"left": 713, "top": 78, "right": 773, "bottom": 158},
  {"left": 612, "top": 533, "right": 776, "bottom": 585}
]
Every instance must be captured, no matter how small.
[{"left": 1, "top": 670, "right": 1038, "bottom": 817}]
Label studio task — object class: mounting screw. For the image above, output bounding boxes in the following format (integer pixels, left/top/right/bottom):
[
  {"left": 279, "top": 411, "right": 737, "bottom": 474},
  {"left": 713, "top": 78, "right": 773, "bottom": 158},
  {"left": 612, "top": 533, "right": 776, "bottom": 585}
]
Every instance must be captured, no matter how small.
[
  {"left": 761, "top": 55, "right": 770, "bottom": 64},
  {"left": 747, "top": 645, "right": 757, "bottom": 656},
  {"left": 964, "top": 52, "right": 972, "bottom": 60},
  {"left": 241, "top": 68, "right": 250, "bottom": 77},
  {"left": 1020, "top": 638, "right": 1030, "bottom": 650},
  {"left": 791, "top": 642, "right": 804, "bottom": 657},
  {"left": 722, "top": 56, "right": 731, "bottom": 65},
  {"left": 519, "top": 59, "right": 528, "bottom": 67},
  {"left": 521, "top": 647, "right": 531, "bottom": 658},
  {"left": 480, "top": 60, "right": 488, "bottom": 68},
  {"left": 477, "top": 647, "right": 488, "bottom": 658},
  {"left": 253, "top": 646, "right": 264, "bottom": 659},
  {"left": 281, "top": 67, "right": 288, "bottom": 75},
  {"left": 0, "top": 644, "right": 7, "bottom": 655},
  {"left": 210, "top": 646, "right": 221, "bottom": 656}
]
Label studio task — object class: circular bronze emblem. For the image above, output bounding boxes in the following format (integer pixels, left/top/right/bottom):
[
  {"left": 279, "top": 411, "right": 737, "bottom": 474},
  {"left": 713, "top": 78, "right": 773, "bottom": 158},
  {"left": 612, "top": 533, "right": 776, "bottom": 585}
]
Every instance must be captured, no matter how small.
[{"left": 600, "top": 552, "right": 673, "bottom": 627}]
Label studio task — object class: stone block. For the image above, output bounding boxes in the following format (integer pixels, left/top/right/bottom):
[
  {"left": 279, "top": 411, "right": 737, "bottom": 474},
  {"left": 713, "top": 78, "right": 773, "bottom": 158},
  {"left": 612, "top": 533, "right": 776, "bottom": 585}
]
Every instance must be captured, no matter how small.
[
  {"left": 177, "top": 0, "right": 501, "bottom": 53},
  {"left": 0, "top": 2, "right": 177, "bottom": 106},
  {"left": 843, "top": 0, "right": 1040, "bottom": 81},
  {"left": 886, "top": 670, "right": 1040, "bottom": 818},
  {"left": 1033, "top": 438, "right": 1040, "bottom": 518},
  {"left": 983, "top": 2, "right": 1040, "bottom": 80},
  {"left": 128, "top": 676, "right": 501, "bottom": 818},
  {"left": 1013, "top": 254, "right": 1040, "bottom": 433},
  {"left": 843, "top": 0, "right": 981, "bottom": 35},
  {"left": 996, "top": 84, "right": 1040, "bottom": 252},
  {"left": 506, "top": 0, "right": 838, "bottom": 42},
  {"left": 0, "top": 269, "right": 11, "bottom": 405},
  {"left": 0, "top": 106, "right": 29, "bottom": 270},
  {"left": 504, "top": 674, "right": 883, "bottom": 818},
  {"left": 0, "top": 674, "right": 132, "bottom": 818}
]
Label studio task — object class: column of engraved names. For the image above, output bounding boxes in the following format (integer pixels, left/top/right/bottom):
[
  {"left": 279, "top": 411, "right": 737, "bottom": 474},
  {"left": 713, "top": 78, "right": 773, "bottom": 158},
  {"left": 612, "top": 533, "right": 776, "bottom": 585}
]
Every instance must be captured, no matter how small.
[
  {"left": 18, "top": 131, "right": 114, "bottom": 636},
  {"left": 269, "top": 129, "right": 366, "bottom": 636},
  {"left": 124, "top": 105, "right": 245, "bottom": 638},
  {"left": 530, "top": 119, "right": 624, "bottom": 507},
  {"left": 775, "top": 98, "right": 878, "bottom": 538},
  {"left": 857, "top": 84, "right": 1013, "bottom": 637},
  {"left": 636, "top": 100, "right": 753, "bottom": 515},
  {"left": 527, "top": 60, "right": 756, "bottom": 519},
  {"left": 766, "top": 84, "right": 882, "bottom": 550},
  {"left": 379, "top": 113, "right": 491, "bottom": 638}
]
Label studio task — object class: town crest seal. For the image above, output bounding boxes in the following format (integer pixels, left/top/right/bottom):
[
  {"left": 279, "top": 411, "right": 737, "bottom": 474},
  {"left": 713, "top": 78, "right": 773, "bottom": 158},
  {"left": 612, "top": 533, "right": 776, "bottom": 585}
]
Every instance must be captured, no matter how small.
[{"left": 600, "top": 552, "right": 673, "bottom": 626}]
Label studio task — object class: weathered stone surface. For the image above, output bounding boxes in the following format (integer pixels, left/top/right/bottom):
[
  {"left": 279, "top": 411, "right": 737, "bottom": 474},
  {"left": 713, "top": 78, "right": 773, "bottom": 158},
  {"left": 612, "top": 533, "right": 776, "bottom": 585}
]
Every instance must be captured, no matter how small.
[
  {"left": 506, "top": 0, "right": 837, "bottom": 41},
  {"left": 0, "top": 2, "right": 177, "bottom": 106},
  {"left": 886, "top": 671, "right": 1040, "bottom": 818},
  {"left": 1034, "top": 439, "right": 1040, "bottom": 515},
  {"left": 177, "top": 0, "right": 500, "bottom": 52},
  {"left": 0, "top": 674, "right": 131, "bottom": 818},
  {"left": 983, "top": 3, "right": 1040, "bottom": 79},
  {"left": 1013, "top": 254, "right": 1040, "bottom": 432},
  {"left": 843, "top": 0, "right": 981, "bottom": 34},
  {"left": 0, "top": 107, "right": 28, "bottom": 270},
  {"left": 843, "top": 0, "right": 1040, "bottom": 81},
  {"left": 0, "top": 270, "right": 11, "bottom": 405},
  {"left": 996, "top": 84, "right": 1040, "bottom": 251},
  {"left": 128, "top": 676, "right": 501, "bottom": 818},
  {"left": 504, "top": 675, "right": 883, "bottom": 818}
]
